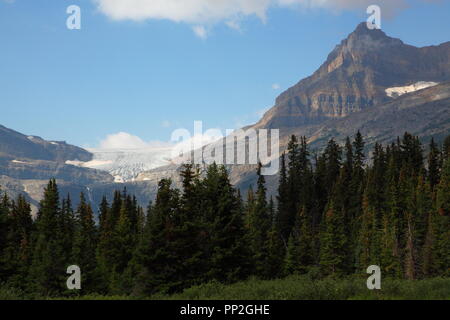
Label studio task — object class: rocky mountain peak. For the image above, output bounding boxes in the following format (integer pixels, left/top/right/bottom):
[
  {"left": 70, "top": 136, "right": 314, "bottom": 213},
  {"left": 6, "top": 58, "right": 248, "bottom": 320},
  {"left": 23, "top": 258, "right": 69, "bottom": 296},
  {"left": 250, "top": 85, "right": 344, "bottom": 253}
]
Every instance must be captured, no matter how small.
[
  {"left": 328, "top": 23, "right": 404, "bottom": 65},
  {"left": 254, "top": 23, "right": 450, "bottom": 131}
]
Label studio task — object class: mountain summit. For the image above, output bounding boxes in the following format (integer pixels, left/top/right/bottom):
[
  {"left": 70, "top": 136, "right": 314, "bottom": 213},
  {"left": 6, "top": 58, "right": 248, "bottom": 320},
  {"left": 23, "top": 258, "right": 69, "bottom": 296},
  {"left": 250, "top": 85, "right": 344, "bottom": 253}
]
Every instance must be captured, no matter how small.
[{"left": 254, "top": 23, "right": 450, "bottom": 130}]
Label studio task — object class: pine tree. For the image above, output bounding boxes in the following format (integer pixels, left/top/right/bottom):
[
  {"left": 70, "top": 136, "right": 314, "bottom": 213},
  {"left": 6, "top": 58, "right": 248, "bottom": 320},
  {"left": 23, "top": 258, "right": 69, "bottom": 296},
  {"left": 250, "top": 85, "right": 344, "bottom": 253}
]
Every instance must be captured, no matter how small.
[
  {"left": 0, "top": 192, "right": 11, "bottom": 283},
  {"left": 349, "top": 132, "right": 366, "bottom": 250},
  {"left": 174, "top": 163, "right": 206, "bottom": 288},
  {"left": 357, "top": 193, "right": 381, "bottom": 271},
  {"left": 313, "top": 153, "right": 327, "bottom": 227},
  {"left": 286, "top": 136, "right": 301, "bottom": 239},
  {"left": 298, "top": 137, "right": 314, "bottom": 211},
  {"left": 132, "top": 179, "right": 181, "bottom": 295},
  {"left": 434, "top": 157, "right": 450, "bottom": 276},
  {"left": 330, "top": 167, "right": 354, "bottom": 274},
  {"left": 276, "top": 153, "right": 290, "bottom": 243},
  {"left": 443, "top": 135, "right": 450, "bottom": 160},
  {"left": 428, "top": 138, "right": 441, "bottom": 190},
  {"left": 204, "top": 165, "right": 250, "bottom": 283},
  {"left": 60, "top": 195, "right": 76, "bottom": 263},
  {"left": 71, "top": 193, "right": 98, "bottom": 293},
  {"left": 284, "top": 234, "right": 300, "bottom": 275},
  {"left": 247, "top": 163, "right": 271, "bottom": 278},
  {"left": 28, "top": 179, "right": 69, "bottom": 297},
  {"left": 323, "top": 138, "right": 342, "bottom": 194},
  {"left": 95, "top": 196, "right": 112, "bottom": 293},
  {"left": 381, "top": 158, "right": 405, "bottom": 278},
  {"left": 267, "top": 222, "right": 285, "bottom": 278},
  {"left": 284, "top": 207, "right": 313, "bottom": 275},
  {"left": 319, "top": 201, "right": 347, "bottom": 276},
  {"left": 3, "top": 195, "right": 34, "bottom": 289},
  {"left": 408, "top": 175, "right": 431, "bottom": 278},
  {"left": 109, "top": 199, "right": 136, "bottom": 293}
]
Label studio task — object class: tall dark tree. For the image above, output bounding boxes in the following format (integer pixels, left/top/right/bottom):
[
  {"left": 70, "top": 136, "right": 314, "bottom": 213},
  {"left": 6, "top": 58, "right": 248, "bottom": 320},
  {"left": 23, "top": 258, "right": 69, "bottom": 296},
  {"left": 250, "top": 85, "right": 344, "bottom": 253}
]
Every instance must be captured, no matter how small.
[
  {"left": 132, "top": 179, "right": 181, "bottom": 295},
  {"left": 29, "top": 179, "right": 69, "bottom": 297},
  {"left": 0, "top": 193, "right": 11, "bottom": 283},
  {"left": 1, "top": 194, "right": 34, "bottom": 288},
  {"left": 319, "top": 201, "right": 347, "bottom": 276},
  {"left": 71, "top": 193, "right": 98, "bottom": 293},
  {"left": 434, "top": 157, "right": 450, "bottom": 276},
  {"left": 428, "top": 138, "right": 441, "bottom": 190},
  {"left": 276, "top": 153, "right": 290, "bottom": 243},
  {"left": 284, "top": 207, "right": 313, "bottom": 275},
  {"left": 203, "top": 165, "right": 250, "bottom": 283},
  {"left": 247, "top": 163, "right": 271, "bottom": 278}
]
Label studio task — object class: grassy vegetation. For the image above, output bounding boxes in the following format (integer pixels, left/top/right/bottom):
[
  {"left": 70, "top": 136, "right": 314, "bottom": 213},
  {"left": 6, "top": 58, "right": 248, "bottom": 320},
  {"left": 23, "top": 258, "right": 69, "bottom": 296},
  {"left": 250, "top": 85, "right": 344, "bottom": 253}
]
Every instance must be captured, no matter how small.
[
  {"left": 2, "top": 276, "right": 450, "bottom": 300},
  {"left": 151, "top": 276, "right": 450, "bottom": 300}
]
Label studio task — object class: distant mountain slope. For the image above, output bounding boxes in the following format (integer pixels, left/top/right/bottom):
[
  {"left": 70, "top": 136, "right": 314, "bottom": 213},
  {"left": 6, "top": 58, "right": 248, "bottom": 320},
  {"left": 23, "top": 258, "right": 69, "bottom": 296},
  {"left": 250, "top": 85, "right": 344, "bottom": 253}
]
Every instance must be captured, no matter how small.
[{"left": 0, "top": 125, "right": 92, "bottom": 162}]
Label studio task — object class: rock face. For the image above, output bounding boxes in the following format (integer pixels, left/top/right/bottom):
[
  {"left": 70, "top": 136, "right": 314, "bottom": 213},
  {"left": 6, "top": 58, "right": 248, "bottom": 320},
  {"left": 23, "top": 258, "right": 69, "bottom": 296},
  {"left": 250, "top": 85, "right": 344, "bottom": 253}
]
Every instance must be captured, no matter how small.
[
  {"left": 306, "top": 81, "right": 450, "bottom": 150},
  {"left": 255, "top": 23, "right": 450, "bottom": 130},
  {"left": 0, "top": 125, "right": 92, "bottom": 162}
]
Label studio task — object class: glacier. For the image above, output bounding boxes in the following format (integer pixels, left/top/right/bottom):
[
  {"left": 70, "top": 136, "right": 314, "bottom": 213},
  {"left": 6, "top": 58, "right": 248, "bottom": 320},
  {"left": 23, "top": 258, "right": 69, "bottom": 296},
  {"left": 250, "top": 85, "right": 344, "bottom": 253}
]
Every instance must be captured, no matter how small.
[{"left": 66, "top": 145, "right": 174, "bottom": 182}]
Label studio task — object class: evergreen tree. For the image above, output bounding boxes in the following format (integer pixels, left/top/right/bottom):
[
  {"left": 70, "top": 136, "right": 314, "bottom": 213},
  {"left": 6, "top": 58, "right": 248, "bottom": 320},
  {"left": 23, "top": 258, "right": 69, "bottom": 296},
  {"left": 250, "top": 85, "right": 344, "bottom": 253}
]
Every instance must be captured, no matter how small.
[
  {"left": 285, "top": 136, "right": 301, "bottom": 239},
  {"left": 204, "top": 165, "right": 250, "bottom": 283},
  {"left": 247, "top": 163, "right": 271, "bottom": 278},
  {"left": 434, "top": 157, "right": 450, "bottom": 276},
  {"left": 357, "top": 193, "right": 381, "bottom": 271},
  {"left": 71, "top": 193, "right": 98, "bottom": 293},
  {"left": 276, "top": 153, "right": 290, "bottom": 243},
  {"left": 323, "top": 138, "right": 342, "bottom": 194},
  {"left": 109, "top": 199, "right": 136, "bottom": 293},
  {"left": 132, "top": 179, "right": 181, "bottom": 295},
  {"left": 319, "top": 201, "right": 347, "bottom": 276},
  {"left": 4, "top": 195, "right": 34, "bottom": 289},
  {"left": 443, "top": 135, "right": 450, "bottom": 160},
  {"left": 0, "top": 193, "right": 11, "bottom": 283},
  {"left": 428, "top": 138, "right": 441, "bottom": 190},
  {"left": 284, "top": 207, "right": 313, "bottom": 275},
  {"left": 60, "top": 195, "right": 76, "bottom": 264},
  {"left": 95, "top": 196, "right": 112, "bottom": 293},
  {"left": 28, "top": 179, "right": 69, "bottom": 297},
  {"left": 267, "top": 222, "right": 285, "bottom": 278}
]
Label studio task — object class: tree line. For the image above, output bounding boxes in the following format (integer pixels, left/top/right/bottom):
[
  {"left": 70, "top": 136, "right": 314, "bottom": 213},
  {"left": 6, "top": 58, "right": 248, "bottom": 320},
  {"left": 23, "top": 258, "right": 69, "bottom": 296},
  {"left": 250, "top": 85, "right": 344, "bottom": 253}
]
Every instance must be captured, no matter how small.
[{"left": 0, "top": 132, "right": 449, "bottom": 298}]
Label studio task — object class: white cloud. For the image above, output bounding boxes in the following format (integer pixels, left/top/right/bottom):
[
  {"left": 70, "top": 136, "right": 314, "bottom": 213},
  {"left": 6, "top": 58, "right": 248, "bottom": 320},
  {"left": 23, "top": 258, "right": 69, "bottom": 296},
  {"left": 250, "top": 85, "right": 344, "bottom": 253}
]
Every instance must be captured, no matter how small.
[
  {"left": 99, "top": 132, "right": 172, "bottom": 149},
  {"left": 94, "top": 0, "right": 432, "bottom": 29},
  {"left": 98, "top": 130, "right": 222, "bottom": 152},
  {"left": 226, "top": 20, "right": 242, "bottom": 31},
  {"left": 94, "top": 0, "right": 271, "bottom": 24},
  {"left": 272, "top": 83, "right": 281, "bottom": 90},
  {"left": 192, "top": 25, "right": 208, "bottom": 39}
]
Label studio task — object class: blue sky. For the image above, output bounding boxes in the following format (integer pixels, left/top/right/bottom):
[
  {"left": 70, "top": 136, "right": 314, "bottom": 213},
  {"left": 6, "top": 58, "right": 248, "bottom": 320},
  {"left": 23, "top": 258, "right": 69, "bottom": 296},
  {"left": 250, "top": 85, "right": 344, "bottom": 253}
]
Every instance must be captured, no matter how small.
[{"left": 1, "top": 0, "right": 449, "bottom": 148}]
